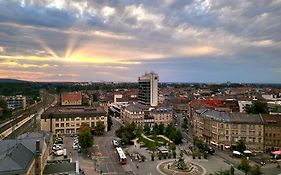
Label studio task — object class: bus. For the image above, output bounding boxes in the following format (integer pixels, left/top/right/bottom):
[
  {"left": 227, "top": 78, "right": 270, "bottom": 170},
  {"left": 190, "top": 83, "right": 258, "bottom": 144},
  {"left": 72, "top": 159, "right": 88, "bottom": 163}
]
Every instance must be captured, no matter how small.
[{"left": 116, "top": 147, "right": 127, "bottom": 165}]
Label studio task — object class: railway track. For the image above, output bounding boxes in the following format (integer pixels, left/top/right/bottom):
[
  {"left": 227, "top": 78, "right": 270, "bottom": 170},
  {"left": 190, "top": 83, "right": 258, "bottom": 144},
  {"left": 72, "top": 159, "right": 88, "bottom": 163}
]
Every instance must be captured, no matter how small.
[{"left": 0, "top": 93, "right": 55, "bottom": 138}]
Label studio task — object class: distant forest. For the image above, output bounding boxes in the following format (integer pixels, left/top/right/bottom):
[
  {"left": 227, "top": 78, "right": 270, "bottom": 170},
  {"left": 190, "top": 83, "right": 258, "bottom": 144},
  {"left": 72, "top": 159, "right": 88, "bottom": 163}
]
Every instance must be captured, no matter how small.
[{"left": 0, "top": 79, "right": 280, "bottom": 98}]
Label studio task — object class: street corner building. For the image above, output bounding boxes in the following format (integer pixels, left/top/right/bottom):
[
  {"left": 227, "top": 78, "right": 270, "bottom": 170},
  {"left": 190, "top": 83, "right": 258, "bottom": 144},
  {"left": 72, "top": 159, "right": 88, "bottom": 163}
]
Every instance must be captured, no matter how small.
[{"left": 40, "top": 106, "right": 107, "bottom": 136}]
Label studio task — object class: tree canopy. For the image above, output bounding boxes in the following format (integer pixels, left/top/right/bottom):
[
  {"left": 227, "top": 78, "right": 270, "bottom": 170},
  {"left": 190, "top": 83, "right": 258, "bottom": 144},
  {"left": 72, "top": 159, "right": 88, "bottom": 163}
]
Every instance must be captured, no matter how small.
[
  {"left": 79, "top": 123, "right": 94, "bottom": 149},
  {"left": 94, "top": 121, "right": 105, "bottom": 135},
  {"left": 236, "top": 139, "right": 246, "bottom": 153},
  {"left": 245, "top": 101, "right": 268, "bottom": 114},
  {"left": 238, "top": 159, "right": 251, "bottom": 175}
]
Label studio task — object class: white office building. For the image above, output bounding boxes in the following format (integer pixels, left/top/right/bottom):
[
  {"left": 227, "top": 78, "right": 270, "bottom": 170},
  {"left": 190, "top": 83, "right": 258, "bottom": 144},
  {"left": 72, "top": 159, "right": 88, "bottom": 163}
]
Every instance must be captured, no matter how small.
[{"left": 138, "top": 72, "right": 159, "bottom": 107}]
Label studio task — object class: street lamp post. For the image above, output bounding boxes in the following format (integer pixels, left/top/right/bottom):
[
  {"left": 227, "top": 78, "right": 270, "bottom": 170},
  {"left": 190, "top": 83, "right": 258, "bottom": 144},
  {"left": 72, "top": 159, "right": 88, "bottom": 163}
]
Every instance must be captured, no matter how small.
[{"left": 93, "top": 156, "right": 97, "bottom": 171}]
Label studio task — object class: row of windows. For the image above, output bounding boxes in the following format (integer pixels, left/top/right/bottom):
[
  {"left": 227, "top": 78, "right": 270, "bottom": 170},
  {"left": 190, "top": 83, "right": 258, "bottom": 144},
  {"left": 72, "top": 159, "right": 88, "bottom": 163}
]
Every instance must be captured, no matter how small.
[
  {"left": 55, "top": 122, "right": 106, "bottom": 128},
  {"left": 265, "top": 133, "right": 281, "bottom": 137},
  {"left": 55, "top": 116, "right": 104, "bottom": 121}
]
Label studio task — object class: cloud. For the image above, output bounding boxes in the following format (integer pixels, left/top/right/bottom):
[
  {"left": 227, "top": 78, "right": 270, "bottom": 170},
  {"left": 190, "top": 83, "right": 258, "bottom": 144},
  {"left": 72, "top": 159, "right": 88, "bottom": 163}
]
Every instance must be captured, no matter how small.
[
  {"left": 0, "top": 69, "right": 53, "bottom": 81},
  {"left": 0, "top": 60, "right": 51, "bottom": 68},
  {"left": 0, "top": 1, "right": 77, "bottom": 29},
  {"left": 0, "top": 0, "right": 280, "bottom": 82},
  {"left": 0, "top": 46, "right": 4, "bottom": 53},
  {"left": 178, "top": 46, "right": 220, "bottom": 56}
]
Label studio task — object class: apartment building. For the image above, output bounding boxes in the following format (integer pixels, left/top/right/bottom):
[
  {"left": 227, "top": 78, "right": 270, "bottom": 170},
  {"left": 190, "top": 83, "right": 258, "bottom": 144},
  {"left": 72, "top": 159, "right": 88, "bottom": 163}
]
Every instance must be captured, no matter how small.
[
  {"left": 262, "top": 114, "right": 281, "bottom": 152},
  {"left": 193, "top": 109, "right": 264, "bottom": 152},
  {"left": 123, "top": 103, "right": 146, "bottom": 125},
  {"left": 123, "top": 103, "right": 172, "bottom": 127},
  {"left": 41, "top": 106, "right": 107, "bottom": 135},
  {"left": 150, "top": 108, "right": 173, "bottom": 127},
  {"left": 61, "top": 92, "right": 82, "bottom": 106},
  {"left": 5, "top": 95, "right": 27, "bottom": 110}
]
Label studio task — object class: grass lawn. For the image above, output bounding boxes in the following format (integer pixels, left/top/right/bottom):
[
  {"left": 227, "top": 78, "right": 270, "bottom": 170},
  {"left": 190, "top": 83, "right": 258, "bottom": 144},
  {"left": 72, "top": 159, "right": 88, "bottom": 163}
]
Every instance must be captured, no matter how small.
[
  {"left": 148, "top": 136, "right": 170, "bottom": 144},
  {"left": 138, "top": 135, "right": 172, "bottom": 147}
]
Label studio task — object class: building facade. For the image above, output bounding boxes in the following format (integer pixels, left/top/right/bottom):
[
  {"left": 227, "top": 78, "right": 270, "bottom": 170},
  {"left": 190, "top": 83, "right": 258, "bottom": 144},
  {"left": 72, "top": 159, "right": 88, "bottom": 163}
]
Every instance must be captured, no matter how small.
[
  {"left": 123, "top": 104, "right": 172, "bottom": 127},
  {"left": 5, "top": 95, "right": 27, "bottom": 110},
  {"left": 123, "top": 104, "right": 146, "bottom": 125},
  {"left": 138, "top": 72, "right": 159, "bottom": 107},
  {"left": 150, "top": 108, "right": 173, "bottom": 127},
  {"left": 262, "top": 114, "right": 281, "bottom": 152},
  {"left": 41, "top": 106, "right": 107, "bottom": 135},
  {"left": 61, "top": 92, "right": 82, "bottom": 106},
  {"left": 193, "top": 109, "right": 264, "bottom": 152}
]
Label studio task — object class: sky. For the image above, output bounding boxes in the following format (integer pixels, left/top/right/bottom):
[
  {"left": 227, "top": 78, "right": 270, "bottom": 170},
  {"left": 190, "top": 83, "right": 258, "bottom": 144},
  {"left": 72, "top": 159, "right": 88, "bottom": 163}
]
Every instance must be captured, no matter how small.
[{"left": 0, "top": 0, "right": 280, "bottom": 83}]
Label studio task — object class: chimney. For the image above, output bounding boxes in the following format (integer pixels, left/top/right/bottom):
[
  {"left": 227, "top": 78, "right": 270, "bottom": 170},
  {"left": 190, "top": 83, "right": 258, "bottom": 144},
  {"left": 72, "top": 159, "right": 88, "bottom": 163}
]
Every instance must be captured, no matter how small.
[{"left": 36, "top": 140, "right": 41, "bottom": 155}]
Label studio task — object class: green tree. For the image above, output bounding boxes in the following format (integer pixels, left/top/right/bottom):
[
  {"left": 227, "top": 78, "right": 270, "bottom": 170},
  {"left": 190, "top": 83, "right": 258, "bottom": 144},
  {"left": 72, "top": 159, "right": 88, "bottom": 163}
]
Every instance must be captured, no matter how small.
[
  {"left": 181, "top": 121, "right": 188, "bottom": 129},
  {"left": 230, "top": 166, "right": 235, "bottom": 175},
  {"left": 79, "top": 124, "right": 94, "bottom": 152},
  {"left": 0, "top": 97, "right": 7, "bottom": 110},
  {"left": 238, "top": 159, "right": 251, "bottom": 175},
  {"left": 135, "top": 125, "right": 143, "bottom": 137},
  {"left": 250, "top": 165, "right": 263, "bottom": 175},
  {"left": 143, "top": 123, "right": 151, "bottom": 135},
  {"left": 245, "top": 101, "right": 268, "bottom": 114},
  {"left": 214, "top": 169, "right": 231, "bottom": 175},
  {"left": 115, "top": 123, "right": 137, "bottom": 145},
  {"left": 236, "top": 139, "right": 246, "bottom": 153},
  {"left": 147, "top": 141, "right": 157, "bottom": 160},
  {"left": 153, "top": 123, "right": 159, "bottom": 135},
  {"left": 95, "top": 121, "right": 105, "bottom": 135},
  {"left": 107, "top": 115, "right": 113, "bottom": 131},
  {"left": 158, "top": 123, "right": 165, "bottom": 135}
]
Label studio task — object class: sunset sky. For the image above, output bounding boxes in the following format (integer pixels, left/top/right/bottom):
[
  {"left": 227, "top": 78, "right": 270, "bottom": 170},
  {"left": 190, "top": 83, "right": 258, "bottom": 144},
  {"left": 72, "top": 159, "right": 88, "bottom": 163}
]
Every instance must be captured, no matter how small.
[{"left": 0, "top": 0, "right": 280, "bottom": 83}]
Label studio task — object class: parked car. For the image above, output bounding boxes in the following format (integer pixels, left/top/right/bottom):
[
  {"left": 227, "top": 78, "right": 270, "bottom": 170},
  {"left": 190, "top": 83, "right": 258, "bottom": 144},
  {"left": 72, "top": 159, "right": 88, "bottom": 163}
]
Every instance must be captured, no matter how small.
[
  {"left": 207, "top": 146, "right": 215, "bottom": 154},
  {"left": 73, "top": 144, "right": 81, "bottom": 150},
  {"left": 54, "top": 149, "right": 64, "bottom": 156},
  {"left": 52, "top": 144, "right": 62, "bottom": 150},
  {"left": 55, "top": 137, "right": 63, "bottom": 144}
]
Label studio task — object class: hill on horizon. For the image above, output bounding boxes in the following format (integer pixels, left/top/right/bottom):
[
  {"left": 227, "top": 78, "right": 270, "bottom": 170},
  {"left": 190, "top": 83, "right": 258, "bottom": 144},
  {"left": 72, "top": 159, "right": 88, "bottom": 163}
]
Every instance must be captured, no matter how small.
[{"left": 0, "top": 78, "right": 29, "bottom": 83}]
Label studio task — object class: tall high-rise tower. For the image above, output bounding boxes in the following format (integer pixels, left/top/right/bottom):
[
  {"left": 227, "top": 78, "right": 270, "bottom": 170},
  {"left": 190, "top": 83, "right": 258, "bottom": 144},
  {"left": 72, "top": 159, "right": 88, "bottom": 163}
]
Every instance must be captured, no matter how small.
[{"left": 138, "top": 72, "right": 159, "bottom": 106}]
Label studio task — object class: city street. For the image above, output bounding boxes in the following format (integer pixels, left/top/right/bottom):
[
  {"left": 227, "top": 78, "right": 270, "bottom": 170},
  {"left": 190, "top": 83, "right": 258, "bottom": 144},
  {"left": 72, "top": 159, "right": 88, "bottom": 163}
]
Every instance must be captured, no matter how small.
[{"left": 95, "top": 117, "right": 134, "bottom": 175}]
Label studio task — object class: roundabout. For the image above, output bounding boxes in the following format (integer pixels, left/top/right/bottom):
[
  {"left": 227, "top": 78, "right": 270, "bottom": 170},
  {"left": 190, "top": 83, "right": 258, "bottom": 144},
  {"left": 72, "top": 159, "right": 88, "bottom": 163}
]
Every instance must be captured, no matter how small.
[{"left": 157, "top": 159, "right": 206, "bottom": 175}]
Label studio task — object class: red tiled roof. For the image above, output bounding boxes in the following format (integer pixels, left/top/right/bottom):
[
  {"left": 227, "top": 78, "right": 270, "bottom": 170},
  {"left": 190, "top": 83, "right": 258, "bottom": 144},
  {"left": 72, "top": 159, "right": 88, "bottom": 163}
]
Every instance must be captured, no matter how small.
[
  {"left": 189, "top": 99, "right": 232, "bottom": 108},
  {"left": 61, "top": 93, "right": 82, "bottom": 102},
  {"left": 204, "top": 99, "right": 224, "bottom": 107}
]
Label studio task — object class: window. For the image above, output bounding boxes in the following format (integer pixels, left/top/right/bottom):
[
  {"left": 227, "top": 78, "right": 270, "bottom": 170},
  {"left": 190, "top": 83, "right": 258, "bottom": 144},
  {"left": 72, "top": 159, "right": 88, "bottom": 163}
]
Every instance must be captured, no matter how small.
[
  {"left": 55, "top": 123, "right": 59, "bottom": 127},
  {"left": 61, "top": 118, "right": 64, "bottom": 121},
  {"left": 55, "top": 118, "right": 59, "bottom": 121},
  {"left": 61, "top": 123, "right": 64, "bottom": 127},
  {"left": 66, "top": 123, "right": 69, "bottom": 127}
]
